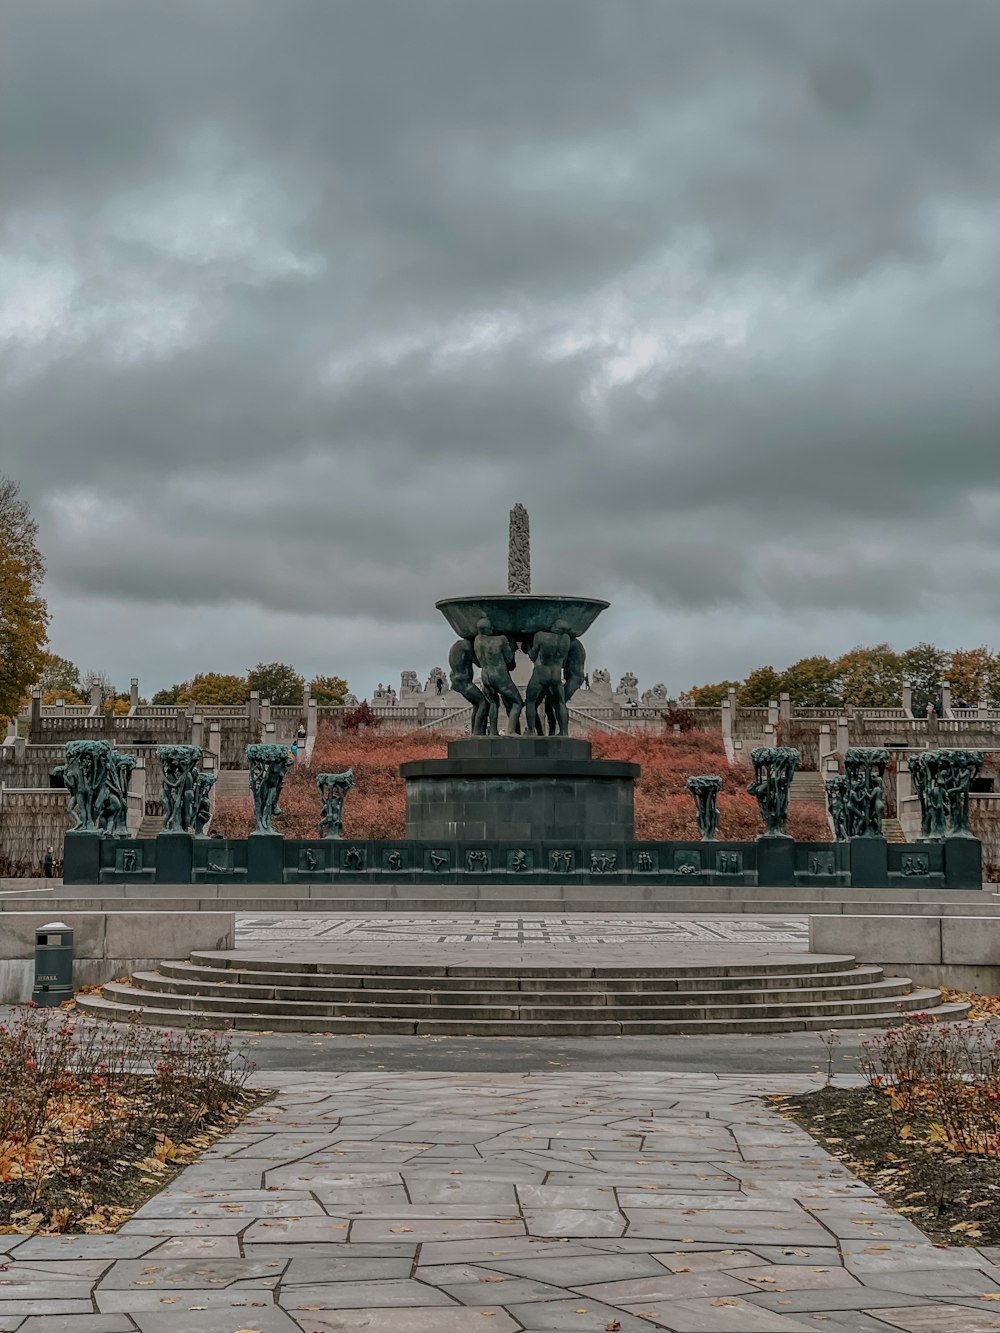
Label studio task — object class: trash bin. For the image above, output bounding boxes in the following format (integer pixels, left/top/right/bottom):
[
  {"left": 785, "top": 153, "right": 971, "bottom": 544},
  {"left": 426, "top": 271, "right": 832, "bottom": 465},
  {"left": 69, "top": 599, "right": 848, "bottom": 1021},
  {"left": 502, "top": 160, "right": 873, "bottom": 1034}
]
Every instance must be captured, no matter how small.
[{"left": 32, "top": 922, "right": 74, "bottom": 1007}]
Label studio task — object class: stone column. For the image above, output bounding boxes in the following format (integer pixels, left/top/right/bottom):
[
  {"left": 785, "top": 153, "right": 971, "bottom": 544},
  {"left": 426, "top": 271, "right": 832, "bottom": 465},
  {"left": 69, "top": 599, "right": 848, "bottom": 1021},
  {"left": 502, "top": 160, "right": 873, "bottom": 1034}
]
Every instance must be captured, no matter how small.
[
  {"left": 306, "top": 698, "right": 318, "bottom": 740},
  {"left": 779, "top": 692, "right": 792, "bottom": 726},
  {"left": 836, "top": 715, "right": 850, "bottom": 755},
  {"left": 818, "top": 724, "right": 833, "bottom": 765},
  {"left": 260, "top": 697, "right": 271, "bottom": 727},
  {"left": 941, "top": 682, "right": 953, "bottom": 718},
  {"left": 901, "top": 684, "right": 913, "bottom": 717},
  {"left": 190, "top": 714, "right": 205, "bottom": 748},
  {"left": 89, "top": 683, "right": 102, "bottom": 713},
  {"left": 720, "top": 698, "right": 732, "bottom": 741},
  {"left": 248, "top": 691, "right": 260, "bottom": 732},
  {"left": 207, "top": 722, "right": 222, "bottom": 766},
  {"left": 130, "top": 677, "right": 140, "bottom": 712},
  {"left": 767, "top": 699, "right": 779, "bottom": 728},
  {"left": 508, "top": 502, "right": 530, "bottom": 594},
  {"left": 30, "top": 689, "right": 41, "bottom": 741}
]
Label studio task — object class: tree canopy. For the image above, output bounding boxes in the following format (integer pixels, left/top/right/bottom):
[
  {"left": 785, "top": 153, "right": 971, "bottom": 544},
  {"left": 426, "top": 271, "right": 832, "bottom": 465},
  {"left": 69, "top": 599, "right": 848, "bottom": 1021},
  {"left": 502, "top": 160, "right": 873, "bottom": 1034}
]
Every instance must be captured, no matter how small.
[
  {"left": 0, "top": 478, "right": 48, "bottom": 722},
  {"left": 176, "top": 673, "right": 248, "bottom": 706},
  {"left": 308, "top": 673, "right": 349, "bottom": 706},
  {"left": 247, "top": 661, "right": 305, "bottom": 705}
]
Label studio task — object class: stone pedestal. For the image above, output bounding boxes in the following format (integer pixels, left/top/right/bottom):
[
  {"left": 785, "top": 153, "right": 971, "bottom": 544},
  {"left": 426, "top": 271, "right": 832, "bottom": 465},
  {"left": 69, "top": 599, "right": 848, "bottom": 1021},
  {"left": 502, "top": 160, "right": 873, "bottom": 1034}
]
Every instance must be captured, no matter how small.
[
  {"left": 63, "top": 832, "right": 102, "bottom": 885},
  {"left": 401, "top": 736, "right": 639, "bottom": 843},
  {"left": 247, "top": 833, "right": 284, "bottom": 884},
  {"left": 155, "top": 832, "right": 193, "bottom": 884},
  {"left": 944, "top": 837, "right": 982, "bottom": 890},
  {"left": 756, "top": 836, "right": 795, "bottom": 887},
  {"left": 849, "top": 837, "right": 889, "bottom": 888}
]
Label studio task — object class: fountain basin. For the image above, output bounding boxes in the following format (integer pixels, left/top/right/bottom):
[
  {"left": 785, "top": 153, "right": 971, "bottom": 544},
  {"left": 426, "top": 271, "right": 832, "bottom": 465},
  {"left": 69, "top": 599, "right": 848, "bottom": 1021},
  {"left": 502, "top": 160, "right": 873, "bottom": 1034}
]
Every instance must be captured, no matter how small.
[{"left": 436, "top": 594, "right": 608, "bottom": 640}]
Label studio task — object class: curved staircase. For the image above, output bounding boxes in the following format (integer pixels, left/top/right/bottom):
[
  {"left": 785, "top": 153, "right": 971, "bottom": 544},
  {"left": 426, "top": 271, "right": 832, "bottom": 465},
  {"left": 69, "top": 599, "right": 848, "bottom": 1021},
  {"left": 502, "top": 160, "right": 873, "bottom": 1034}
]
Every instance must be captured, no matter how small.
[{"left": 76, "top": 953, "right": 969, "bottom": 1035}]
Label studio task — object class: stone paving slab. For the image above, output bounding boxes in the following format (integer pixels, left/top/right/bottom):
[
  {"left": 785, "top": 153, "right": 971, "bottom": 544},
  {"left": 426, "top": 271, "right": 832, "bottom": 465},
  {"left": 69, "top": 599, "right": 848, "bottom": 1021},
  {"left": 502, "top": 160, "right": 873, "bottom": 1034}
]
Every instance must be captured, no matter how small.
[{"left": 9, "top": 1071, "right": 1000, "bottom": 1331}]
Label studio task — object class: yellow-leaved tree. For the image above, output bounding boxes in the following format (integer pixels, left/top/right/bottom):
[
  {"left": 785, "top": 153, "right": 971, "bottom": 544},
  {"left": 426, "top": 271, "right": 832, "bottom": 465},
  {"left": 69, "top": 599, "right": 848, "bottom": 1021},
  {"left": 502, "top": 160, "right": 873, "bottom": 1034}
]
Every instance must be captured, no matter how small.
[{"left": 0, "top": 477, "right": 48, "bottom": 722}]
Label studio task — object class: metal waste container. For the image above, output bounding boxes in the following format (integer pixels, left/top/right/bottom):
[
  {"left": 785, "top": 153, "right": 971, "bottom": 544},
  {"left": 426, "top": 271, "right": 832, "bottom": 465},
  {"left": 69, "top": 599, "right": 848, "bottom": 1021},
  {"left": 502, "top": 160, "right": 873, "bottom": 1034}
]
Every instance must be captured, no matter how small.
[{"left": 32, "top": 921, "right": 74, "bottom": 1007}]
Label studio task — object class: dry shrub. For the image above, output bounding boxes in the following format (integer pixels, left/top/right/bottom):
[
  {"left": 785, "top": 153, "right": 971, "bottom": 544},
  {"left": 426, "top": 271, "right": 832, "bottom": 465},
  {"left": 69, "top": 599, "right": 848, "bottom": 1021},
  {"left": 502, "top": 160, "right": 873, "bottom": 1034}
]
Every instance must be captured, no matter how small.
[
  {"left": 0, "top": 1006, "right": 259, "bottom": 1232},
  {"left": 861, "top": 1016, "right": 1000, "bottom": 1156},
  {"left": 212, "top": 726, "right": 829, "bottom": 841}
]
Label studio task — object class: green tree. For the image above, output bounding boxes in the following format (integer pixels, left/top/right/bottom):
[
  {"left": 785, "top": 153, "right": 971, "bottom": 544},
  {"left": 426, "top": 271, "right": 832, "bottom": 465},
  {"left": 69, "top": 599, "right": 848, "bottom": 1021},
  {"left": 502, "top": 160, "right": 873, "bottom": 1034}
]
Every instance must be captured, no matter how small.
[
  {"left": 176, "top": 672, "right": 248, "bottom": 706},
  {"left": 901, "top": 642, "right": 949, "bottom": 715},
  {"left": 151, "top": 684, "right": 182, "bottom": 705},
  {"left": 0, "top": 477, "right": 48, "bottom": 722},
  {"left": 779, "top": 656, "right": 841, "bottom": 708},
  {"left": 738, "top": 666, "right": 782, "bottom": 707},
  {"left": 835, "top": 644, "right": 903, "bottom": 707},
  {"left": 247, "top": 661, "right": 304, "bottom": 705},
  {"left": 37, "top": 652, "right": 81, "bottom": 696},
  {"left": 308, "top": 673, "right": 349, "bottom": 706},
  {"left": 947, "top": 646, "right": 995, "bottom": 708},
  {"left": 678, "top": 681, "right": 739, "bottom": 707},
  {"left": 81, "top": 668, "right": 117, "bottom": 702}
]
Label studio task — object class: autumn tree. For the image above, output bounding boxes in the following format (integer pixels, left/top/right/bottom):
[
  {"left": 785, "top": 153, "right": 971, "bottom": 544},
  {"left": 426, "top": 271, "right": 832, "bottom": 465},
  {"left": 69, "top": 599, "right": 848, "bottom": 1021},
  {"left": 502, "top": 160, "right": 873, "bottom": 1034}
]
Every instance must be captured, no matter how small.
[
  {"left": 176, "top": 672, "right": 248, "bottom": 706},
  {"left": 678, "top": 681, "right": 739, "bottom": 707},
  {"left": 0, "top": 478, "right": 48, "bottom": 722},
  {"left": 308, "top": 673, "right": 349, "bottom": 706},
  {"left": 151, "top": 684, "right": 181, "bottom": 705},
  {"left": 901, "top": 642, "right": 948, "bottom": 715},
  {"left": 738, "top": 666, "right": 783, "bottom": 708},
  {"left": 779, "top": 656, "right": 841, "bottom": 708},
  {"left": 835, "top": 644, "right": 903, "bottom": 707},
  {"left": 247, "top": 661, "right": 304, "bottom": 705},
  {"left": 947, "top": 646, "right": 995, "bottom": 708},
  {"left": 37, "top": 652, "right": 81, "bottom": 696}
]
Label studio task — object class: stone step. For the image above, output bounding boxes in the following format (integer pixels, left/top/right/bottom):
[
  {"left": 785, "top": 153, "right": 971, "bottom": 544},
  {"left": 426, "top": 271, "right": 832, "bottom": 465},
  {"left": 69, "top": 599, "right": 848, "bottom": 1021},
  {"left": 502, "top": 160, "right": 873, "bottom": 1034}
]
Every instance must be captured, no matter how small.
[
  {"left": 883, "top": 818, "right": 907, "bottom": 844},
  {"left": 188, "top": 951, "right": 859, "bottom": 979},
  {"left": 214, "top": 769, "right": 250, "bottom": 799},
  {"left": 76, "top": 990, "right": 971, "bottom": 1035},
  {"left": 161, "top": 959, "right": 877, "bottom": 991},
  {"left": 99, "top": 978, "right": 932, "bottom": 1022},
  {"left": 136, "top": 815, "right": 163, "bottom": 839},
  {"left": 117, "top": 972, "right": 923, "bottom": 1014}
]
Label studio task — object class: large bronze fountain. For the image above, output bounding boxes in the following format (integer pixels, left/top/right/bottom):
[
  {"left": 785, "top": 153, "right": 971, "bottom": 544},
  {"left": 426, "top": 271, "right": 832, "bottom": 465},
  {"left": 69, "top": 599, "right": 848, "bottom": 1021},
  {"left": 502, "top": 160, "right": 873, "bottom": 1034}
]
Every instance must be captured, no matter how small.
[{"left": 401, "top": 505, "right": 640, "bottom": 843}]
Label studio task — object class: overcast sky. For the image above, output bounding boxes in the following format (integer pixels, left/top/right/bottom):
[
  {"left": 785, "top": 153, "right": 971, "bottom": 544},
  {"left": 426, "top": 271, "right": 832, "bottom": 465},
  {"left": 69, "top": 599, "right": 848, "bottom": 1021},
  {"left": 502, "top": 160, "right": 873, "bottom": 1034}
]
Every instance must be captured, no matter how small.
[{"left": 5, "top": 1, "right": 1000, "bottom": 699}]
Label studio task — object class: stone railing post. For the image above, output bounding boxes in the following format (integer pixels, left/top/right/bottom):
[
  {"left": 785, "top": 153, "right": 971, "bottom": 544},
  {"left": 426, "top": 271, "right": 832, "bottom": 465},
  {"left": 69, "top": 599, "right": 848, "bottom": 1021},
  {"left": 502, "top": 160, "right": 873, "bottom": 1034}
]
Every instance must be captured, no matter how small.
[
  {"left": 767, "top": 698, "right": 779, "bottom": 728},
  {"left": 260, "top": 697, "right": 272, "bottom": 727},
  {"left": 207, "top": 722, "right": 222, "bottom": 766},
  {"left": 779, "top": 691, "right": 792, "bottom": 726},
  {"left": 89, "top": 683, "right": 102, "bottom": 714},
  {"left": 248, "top": 691, "right": 260, "bottom": 732},
  {"left": 941, "top": 682, "right": 953, "bottom": 718},
  {"left": 836, "top": 715, "right": 850, "bottom": 755},
  {"left": 129, "top": 677, "right": 139, "bottom": 712},
  {"left": 818, "top": 723, "right": 833, "bottom": 766},
  {"left": 190, "top": 714, "right": 205, "bottom": 748},
  {"left": 901, "top": 684, "right": 913, "bottom": 718},
  {"left": 126, "top": 759, "right": 145, "bottom": 836},
  {"left": 306, "top": 698, "right": 318, "bottom": 740},
  {"left": 29, "top": 689, "right": 42, "bottom": 742}
]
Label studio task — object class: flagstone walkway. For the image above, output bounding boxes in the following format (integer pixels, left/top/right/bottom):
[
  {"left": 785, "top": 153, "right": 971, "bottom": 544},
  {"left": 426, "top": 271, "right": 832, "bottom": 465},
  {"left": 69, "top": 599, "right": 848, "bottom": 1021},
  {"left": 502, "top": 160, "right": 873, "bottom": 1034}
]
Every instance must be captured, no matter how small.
[{"left": 3, "top": 1072, "right": 1000, "bottom": 1331}]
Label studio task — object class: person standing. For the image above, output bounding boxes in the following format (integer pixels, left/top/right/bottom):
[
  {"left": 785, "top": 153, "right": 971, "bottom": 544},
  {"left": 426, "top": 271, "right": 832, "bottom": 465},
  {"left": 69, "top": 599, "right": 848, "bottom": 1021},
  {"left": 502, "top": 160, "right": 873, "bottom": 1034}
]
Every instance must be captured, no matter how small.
[{"left": 43, "top": 845, "right": 54, "bottom": 879}]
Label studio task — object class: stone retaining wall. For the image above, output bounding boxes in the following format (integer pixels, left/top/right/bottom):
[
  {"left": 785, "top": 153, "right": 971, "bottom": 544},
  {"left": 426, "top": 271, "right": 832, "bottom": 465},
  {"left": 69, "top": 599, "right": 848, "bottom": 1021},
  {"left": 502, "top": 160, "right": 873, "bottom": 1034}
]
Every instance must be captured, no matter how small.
[
  {"left": 809, "top": 912, "right": 1000, "bottom": 992},
  {"left": 0, "top": 910, "right": 235, "bottom": 1002}
]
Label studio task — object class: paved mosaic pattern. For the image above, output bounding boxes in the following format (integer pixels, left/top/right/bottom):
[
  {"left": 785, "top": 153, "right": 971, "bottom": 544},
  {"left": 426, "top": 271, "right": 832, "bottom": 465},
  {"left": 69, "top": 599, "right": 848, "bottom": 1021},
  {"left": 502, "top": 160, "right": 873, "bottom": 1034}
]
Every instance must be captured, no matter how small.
[
  {"left": 236, "top": 914, "right": 809, "bottom": 946},
  {"left": 6, "top": 1072, "right": 1000, "bottom": 1330}
]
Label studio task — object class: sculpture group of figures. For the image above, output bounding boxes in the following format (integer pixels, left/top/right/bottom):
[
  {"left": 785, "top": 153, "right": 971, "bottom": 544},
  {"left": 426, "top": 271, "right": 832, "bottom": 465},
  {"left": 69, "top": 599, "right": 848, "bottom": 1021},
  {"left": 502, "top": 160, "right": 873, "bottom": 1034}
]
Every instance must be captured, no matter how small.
[
  {"left": 908, "top": 748, "right": 982, "bottom": 840},
  {"left": 58, "top": 740, "right": 136, "bottom": 836},
  {"left": 825, "top": 748, "right": 889, "bottom": 840},
  {"left": 748, "top": 747, "right": 799, "bottom": 837},
  {"left": 449, "top": 617, "right": 586, "bottom": 737},
  {"left": 60, "top": 740, "right": 216, "bottom": 837}
]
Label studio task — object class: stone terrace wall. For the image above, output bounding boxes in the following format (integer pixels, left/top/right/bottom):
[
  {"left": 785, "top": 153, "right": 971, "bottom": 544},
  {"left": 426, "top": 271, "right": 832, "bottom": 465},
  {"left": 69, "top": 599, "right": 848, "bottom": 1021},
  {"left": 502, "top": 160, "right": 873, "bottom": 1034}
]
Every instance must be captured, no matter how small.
[{"left": 0, "top": 788, "right": 71, "bottom": 873}]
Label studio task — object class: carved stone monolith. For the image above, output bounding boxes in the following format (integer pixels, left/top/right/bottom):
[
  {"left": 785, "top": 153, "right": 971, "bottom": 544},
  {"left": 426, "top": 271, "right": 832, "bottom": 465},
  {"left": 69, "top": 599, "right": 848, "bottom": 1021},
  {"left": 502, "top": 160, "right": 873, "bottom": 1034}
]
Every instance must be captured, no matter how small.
[{"left": 508, "top": 502, "right": 530, "bottom": 594}]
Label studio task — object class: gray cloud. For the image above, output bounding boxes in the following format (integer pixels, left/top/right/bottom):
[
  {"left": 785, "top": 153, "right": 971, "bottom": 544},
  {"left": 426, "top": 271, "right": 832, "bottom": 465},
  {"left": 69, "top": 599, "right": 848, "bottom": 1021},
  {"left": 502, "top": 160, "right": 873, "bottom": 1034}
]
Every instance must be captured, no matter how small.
[{"left": 4, "top": 0, "right": 1000, "bottom": 695}]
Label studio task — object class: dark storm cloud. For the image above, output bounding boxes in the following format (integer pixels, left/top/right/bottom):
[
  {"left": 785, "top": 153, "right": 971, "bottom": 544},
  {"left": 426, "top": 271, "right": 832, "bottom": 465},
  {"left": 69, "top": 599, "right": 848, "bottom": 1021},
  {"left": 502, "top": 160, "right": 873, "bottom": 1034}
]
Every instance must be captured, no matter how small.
[{"left": 3, "top": 0, "right": 1000, "bottom": 692}]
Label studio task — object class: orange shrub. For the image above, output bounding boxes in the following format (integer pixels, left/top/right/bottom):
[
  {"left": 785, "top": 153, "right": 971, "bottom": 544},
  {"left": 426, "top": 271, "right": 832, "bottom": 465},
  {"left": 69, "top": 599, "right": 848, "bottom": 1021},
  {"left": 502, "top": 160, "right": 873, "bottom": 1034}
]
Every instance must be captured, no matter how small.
[{"left": 212, "top": 727, "right": 831, "bottom": 843}]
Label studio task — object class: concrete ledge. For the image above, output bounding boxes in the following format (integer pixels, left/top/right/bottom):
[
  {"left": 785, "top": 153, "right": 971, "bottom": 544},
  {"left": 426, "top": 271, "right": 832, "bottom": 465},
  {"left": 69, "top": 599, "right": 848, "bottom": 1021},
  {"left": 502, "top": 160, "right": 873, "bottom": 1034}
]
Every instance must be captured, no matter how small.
[
  {"left": 0, "top": 911, "right": 235, "bottom": 1003},
  {"left": 809, "top": 913, "right": 1000, "bottom": 993}
]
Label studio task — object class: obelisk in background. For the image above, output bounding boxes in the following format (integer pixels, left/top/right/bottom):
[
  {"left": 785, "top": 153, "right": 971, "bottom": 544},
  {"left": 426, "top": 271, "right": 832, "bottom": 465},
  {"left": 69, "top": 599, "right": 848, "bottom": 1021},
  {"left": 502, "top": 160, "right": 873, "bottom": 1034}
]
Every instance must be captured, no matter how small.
[{"left": 508, "top": 503, "right": 531, "bottom": 594}]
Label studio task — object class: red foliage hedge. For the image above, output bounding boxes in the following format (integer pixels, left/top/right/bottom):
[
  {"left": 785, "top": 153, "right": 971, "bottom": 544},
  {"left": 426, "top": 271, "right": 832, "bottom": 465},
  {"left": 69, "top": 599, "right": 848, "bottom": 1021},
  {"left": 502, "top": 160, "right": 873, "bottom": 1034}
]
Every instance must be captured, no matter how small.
[{"left": 212, "top": 726, "right": 830, "bottom": 843}]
